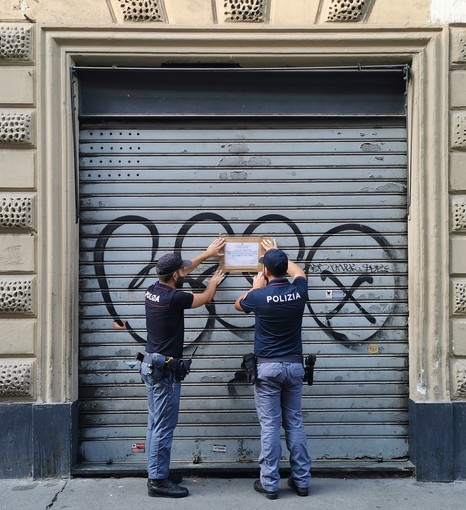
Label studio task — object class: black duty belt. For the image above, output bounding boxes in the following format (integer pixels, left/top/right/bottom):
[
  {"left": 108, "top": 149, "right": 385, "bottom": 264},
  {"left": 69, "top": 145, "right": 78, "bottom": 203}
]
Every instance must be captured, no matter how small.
[
  {"left": 136, "top": 351, "right": 192, "bottom": 381},
  {"left": 256, "top": 355, "right": 302, "bottom": 364}
]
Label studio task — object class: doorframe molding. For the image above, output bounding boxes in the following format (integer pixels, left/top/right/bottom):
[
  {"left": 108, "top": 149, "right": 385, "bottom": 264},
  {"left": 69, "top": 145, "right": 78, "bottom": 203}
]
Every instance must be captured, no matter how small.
[{"left": 38, "top": 25, "right": 449, "bottom": 406}]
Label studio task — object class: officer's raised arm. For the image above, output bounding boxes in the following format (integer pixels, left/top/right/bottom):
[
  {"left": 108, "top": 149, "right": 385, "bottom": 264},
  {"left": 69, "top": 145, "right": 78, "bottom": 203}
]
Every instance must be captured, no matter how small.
[
  {"left": 261, "top": 238, "right": 305, "bottom": 281},
  {"left": 191, "top": 269, "right": 225, "bottom": 308},
  {"left": 287, "top": 259, "right": 306, "bottom": 280},
  {"left": 180, "top": 237, "right": 225, "bottom": 277}
]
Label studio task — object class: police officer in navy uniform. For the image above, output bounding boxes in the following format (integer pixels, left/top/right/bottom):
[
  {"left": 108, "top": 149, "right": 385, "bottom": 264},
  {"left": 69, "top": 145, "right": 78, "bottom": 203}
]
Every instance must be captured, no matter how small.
[
  {"left": 142, "top": 238, "right": 225, "bottom": 498},
  {"left": 235, "top": 239, "right": 311, "bottom": 500}
]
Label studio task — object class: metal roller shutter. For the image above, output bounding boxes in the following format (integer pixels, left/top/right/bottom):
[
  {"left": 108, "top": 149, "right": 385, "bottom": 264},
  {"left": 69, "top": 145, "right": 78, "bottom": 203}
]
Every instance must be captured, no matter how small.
[{"left": 77, "top": 117, "right": 408, "bottom": 472}]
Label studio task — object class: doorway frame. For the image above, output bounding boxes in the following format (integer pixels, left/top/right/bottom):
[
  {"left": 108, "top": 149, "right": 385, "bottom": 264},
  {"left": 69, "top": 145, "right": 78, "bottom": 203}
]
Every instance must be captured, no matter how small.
[{"left": 37, "top": 25, "right": 449, "bottom": 474}]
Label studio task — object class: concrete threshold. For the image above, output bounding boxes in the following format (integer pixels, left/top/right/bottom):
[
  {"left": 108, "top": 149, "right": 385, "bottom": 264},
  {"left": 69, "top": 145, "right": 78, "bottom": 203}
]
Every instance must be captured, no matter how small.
[{"left": 72, "top": 460, "right": 415, "bottom": 478}]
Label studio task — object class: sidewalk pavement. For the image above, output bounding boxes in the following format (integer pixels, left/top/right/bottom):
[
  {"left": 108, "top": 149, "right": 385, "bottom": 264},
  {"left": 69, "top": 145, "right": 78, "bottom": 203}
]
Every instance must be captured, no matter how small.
[{"left": 1, "top": 475, "right": 465, "bottom": 510}]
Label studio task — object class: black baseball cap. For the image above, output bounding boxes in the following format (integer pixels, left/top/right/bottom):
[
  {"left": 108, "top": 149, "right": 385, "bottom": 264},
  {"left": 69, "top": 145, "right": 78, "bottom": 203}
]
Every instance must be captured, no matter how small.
[
  {"left": 156, "top": 253, "right": 192, "bottom": 275},
  {"left": 259, "top": 249, "right": 288, "bottom": 272}
]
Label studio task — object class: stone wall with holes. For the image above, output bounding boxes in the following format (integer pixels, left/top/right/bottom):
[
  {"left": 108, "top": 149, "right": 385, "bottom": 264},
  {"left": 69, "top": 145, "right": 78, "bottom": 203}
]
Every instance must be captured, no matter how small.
[
  {"left": 0, "top": 0, "right": 431, "bottom": 25},
  {"left": 0, "top": 1, "right": 437, "bottom": 406},
  {"left": 450, "top": 25, "right": 466, "bottom": 399},
  {"left": 0, "top": 23, "right": 36, "bottom": 400},
  {"left": 0, "top": 4, "right": 465, "bottom": 401},
  {"left": 1, "top": 0, "right": 466, "bottom": 483}
]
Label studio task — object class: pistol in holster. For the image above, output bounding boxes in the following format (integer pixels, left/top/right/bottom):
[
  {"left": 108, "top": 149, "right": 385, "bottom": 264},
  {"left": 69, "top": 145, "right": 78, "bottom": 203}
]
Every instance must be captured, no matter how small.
[
  {"left": 241, "top": 353, "right": 257, "bottom": 385},
  {"left": 303, "top": 354, "right": 317, "bottom": 385}
]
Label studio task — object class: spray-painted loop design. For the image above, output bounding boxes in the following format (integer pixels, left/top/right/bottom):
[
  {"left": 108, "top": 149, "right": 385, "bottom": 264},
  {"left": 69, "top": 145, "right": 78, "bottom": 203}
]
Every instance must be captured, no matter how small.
[
  {"left": 94, "top": 216, "right": 396, "bottom": 346},
  {"left": 94, "top": 215, "right": 160, "bottom": 342}
]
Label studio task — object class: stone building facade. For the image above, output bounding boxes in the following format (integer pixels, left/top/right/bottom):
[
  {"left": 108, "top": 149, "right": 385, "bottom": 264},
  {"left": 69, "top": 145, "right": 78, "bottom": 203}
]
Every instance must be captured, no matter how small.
[{"left": 0, "top": 0, "right": 465, "bottom": 480}]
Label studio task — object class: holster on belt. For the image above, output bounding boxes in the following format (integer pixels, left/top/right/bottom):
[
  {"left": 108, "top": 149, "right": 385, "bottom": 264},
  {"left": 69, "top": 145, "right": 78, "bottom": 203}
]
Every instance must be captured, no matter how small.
[
  {"left": 137, "top": 352, "right": 169, "bottom": 381},
  {"left": 170, "top": 358, "right": 192, "bottom": 381},
  {"left": 241, "top": 353, "right": 257, "bottom": 385},
  {"left": 303, "top": 354, "right": 317, "bottom": 385}
]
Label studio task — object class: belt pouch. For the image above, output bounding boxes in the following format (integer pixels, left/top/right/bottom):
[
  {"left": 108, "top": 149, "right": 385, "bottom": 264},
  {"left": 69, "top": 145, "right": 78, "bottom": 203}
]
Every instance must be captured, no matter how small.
[
  {"left": 152, "top": 353, "right": 167, "bottom": 381},
  {"left": 241, "top": 353, "right": 257, "bottom": 385},
  {"left": 303, "top": 354, "right": 317, "bottom": 385},
  {"left": 173, "top": 358, "right": 192, "bottom": 381}
]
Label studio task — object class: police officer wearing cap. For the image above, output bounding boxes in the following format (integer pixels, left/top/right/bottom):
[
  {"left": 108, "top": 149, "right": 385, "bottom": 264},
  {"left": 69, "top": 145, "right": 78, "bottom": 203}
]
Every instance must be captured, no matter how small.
[
  {"left": 235, "top": 239, "right": 311, "bottom": 500},
  {"left": 142, "top": 238, "right": 225, "bottom": 498}
]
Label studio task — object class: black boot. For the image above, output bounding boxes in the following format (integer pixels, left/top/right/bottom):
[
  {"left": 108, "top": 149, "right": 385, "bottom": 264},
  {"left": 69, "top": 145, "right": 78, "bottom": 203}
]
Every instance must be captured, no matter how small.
[
  {"left": 287, "top": 477, "right": 309, "bottom": 496},
  {"left": 147, "top": 478, "right": 189, "bottom": 498},
  {"left": 253, "top": 479, "right": 278, "bottom": 500},
  {"left": 169, "top": 472, "right": 183, "bottom": 484}
]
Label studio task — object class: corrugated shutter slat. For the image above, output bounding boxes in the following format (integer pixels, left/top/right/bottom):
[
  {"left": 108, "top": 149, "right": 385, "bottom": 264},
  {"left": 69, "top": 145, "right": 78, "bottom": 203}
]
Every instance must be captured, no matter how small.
[{"left": 78, "top": 119, "right": 408, "bottom": 470}]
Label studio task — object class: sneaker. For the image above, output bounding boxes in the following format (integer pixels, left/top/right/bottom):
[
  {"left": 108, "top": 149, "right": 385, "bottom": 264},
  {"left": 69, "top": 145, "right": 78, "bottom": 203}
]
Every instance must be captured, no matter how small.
[
  {"left": 253, "top": 479, "right": 278, "bottom": 500},
  {"left": 147, "top": 478, "right": 189, "bottom": 498},
  {"left": 287, "top": 477, "right": 309, "bottom": 497}
]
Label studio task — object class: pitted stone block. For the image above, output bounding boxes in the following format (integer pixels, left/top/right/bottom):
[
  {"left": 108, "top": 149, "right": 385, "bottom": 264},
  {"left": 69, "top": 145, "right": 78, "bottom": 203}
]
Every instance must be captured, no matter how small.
[
  {"left": 453, "top": 359, "right": 466, "bottom": 399},
  {"left": 0, "top": 195, "right": 34, "bottom": 229},
  {"left": 222, "top": 0, "right": 267, "bottom": 22},
  {"left": 0, "top": 361, "right": 33, "bottom": 396},
  {"left": 119, "top": 0, "right": 166, "bottom": 22},
  {"left": 0, "top": 112, "right": 32, "bottom": 145},
  {"left": 452, "top": 199, "right": 466, "bottom": 231},
  {"left": 0, "top": 278, "right": 33, "bottom": 314},
  {"left": 454, "top": 281, "right": 466, "bottom": 315},
  {"left": 452, "top": 112, "right": 466, "bottom": 150},
  {"left": 0, "top": 24, "right": 33, "bottom": 61},
  {"left": 327, "top": 0, "right": 372, "bottom": 22},
  {"left": 451, "top": 28, "right": 466, "bottom": 64}
]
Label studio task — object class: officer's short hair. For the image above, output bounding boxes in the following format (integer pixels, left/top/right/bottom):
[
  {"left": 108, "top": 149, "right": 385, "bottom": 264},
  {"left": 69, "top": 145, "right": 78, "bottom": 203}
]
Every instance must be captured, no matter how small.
[
  {"left": 158, "top": 272, "right": 173, "bottom": 283},
  {"left": 267, "top": 262, "right": 287, "bottom": 278}
]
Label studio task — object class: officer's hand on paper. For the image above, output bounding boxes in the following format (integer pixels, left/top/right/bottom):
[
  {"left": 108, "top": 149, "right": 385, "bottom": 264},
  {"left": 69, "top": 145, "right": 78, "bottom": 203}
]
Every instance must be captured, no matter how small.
[
  {"left": 262, "top": 238, "right": 278, "bottom": 252},
  {"left": 209, "top": 269, "right": 226, "bottom": 287},
  {"left": 205, "top": 237, "right": 226, "bottom": 258}
]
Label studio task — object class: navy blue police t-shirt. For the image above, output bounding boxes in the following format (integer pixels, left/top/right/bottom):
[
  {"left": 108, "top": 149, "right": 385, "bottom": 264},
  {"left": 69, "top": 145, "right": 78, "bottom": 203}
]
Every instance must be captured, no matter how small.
[
  {"left": 145, "top": 281, "right": 194, "bottom": 358},
  {"left": 240, "top": 276, "right": 308, "bottom": 358}
]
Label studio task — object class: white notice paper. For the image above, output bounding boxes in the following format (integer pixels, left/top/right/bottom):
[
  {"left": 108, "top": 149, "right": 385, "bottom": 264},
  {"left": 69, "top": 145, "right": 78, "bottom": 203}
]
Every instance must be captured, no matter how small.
[{"left": 224, "top": 242, "right": 260, "bottom": 268}]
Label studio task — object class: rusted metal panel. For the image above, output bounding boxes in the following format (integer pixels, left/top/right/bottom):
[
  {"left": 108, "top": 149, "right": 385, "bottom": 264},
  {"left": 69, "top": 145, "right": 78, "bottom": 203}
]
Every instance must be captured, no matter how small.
[{"left": 78, "top": 119, "right": 408, "bottom": 470}]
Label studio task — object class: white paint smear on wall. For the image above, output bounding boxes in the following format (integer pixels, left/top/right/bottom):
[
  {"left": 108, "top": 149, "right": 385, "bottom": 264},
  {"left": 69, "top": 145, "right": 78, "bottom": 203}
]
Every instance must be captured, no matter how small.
[{"left": 431, "top": 0, "right": 466, "bottom": 23}]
